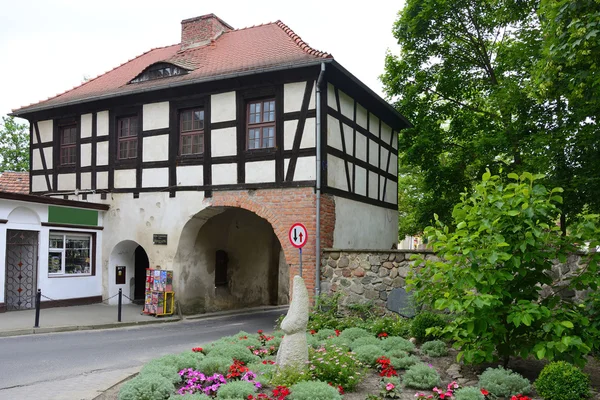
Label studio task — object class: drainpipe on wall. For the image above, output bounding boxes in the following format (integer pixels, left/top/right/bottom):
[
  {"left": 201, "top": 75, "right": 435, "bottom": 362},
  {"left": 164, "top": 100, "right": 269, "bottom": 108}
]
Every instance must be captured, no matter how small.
[{"left": 315, "top": 62, "right": 326, "bottom": 301}]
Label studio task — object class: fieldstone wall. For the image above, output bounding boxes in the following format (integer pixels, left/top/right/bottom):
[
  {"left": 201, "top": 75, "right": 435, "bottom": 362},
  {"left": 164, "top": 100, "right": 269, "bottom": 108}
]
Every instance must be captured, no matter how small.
[{"left": 320, "top": 249, "right": 592, "bottom": 313}]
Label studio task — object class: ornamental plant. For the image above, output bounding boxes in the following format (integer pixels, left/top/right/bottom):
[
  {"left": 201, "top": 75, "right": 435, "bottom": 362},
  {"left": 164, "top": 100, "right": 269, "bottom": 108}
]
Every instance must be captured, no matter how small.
[
  {"left": 353, "top": 344, "right": 386, "bottom": 366},
  {"left": 420, "top": 340, "right": 448, "bottom": 357},
  {"left": 379, "top": 376, "right": 402, "bottom": 399},
  {"left": 308, "top": 344, "right": 365, "bottom": 391},
  {"left": 478, "top": 367, "right": 531, "bottom": 397},
  {"left": 288, "top": 381, "right": 342, "bottom": 400},
  {"left": 216, "top": 380, "right": 257, "bottom": 399},
  {"left": 408, "top": 171, "right": 600, "bottom": 366},
  {"left": 535, "top": 361, "right": 591, "bottom": 400},
  {"left": 403, "top": 363, "right": 442, "bottom": 389},
  {"left": 118, "top": 373, "right": 174, "bottom": 400},
  {"left": 376, "top": 356, "right": 398, "bottom": 377},
  {"left": 453, "top": 387, "right": 485, "bottom": 400}
]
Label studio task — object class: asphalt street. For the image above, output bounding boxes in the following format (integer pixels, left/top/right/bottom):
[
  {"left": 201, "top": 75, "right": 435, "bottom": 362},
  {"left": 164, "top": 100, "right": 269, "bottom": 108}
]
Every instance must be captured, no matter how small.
[{"left": 0, "top": 308, "right": 286, "bottom": 400}]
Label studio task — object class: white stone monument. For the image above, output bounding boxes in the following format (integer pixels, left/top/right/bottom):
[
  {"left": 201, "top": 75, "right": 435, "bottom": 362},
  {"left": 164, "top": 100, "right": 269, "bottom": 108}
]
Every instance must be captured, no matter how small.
[{"left": 275, "top": 275, "right": 309, "bottom": 369}]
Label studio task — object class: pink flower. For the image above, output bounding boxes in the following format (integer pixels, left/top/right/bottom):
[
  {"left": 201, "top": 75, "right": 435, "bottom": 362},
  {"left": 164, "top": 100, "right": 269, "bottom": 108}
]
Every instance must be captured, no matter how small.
[{"left": 386, "top": 383, "right": 395, "bottom": 391}]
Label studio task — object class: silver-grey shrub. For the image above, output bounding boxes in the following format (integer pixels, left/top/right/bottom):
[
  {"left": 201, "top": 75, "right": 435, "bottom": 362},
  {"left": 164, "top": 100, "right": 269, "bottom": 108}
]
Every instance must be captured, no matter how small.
[
  {"left": 402, "top": 363, "right": 442, "bottom": 389},
  {"left": 478, "top": 366, "right": 531, "bottom": 397}
]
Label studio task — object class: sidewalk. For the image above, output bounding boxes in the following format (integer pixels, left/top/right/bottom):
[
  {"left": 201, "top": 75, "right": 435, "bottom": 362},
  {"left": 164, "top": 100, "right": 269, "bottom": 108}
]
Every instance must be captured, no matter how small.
[
  {"left": 0, "top": 303, "right": 180, "bottom": 337},
  {"left": 0, "top": 303, "right": 289, "bottom": 338}
]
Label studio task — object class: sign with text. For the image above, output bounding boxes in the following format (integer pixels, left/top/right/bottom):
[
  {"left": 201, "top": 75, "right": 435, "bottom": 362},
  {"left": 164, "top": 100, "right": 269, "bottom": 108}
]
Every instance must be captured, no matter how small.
[{"left": 153, "top": 234, "right": 168, "bottom": 245}]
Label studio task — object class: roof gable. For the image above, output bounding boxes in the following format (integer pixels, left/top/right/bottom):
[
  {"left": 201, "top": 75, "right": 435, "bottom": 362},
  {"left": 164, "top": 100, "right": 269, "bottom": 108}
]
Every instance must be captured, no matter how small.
[{"left": 0, "top": 172, "right": 29, "bottom": 194}]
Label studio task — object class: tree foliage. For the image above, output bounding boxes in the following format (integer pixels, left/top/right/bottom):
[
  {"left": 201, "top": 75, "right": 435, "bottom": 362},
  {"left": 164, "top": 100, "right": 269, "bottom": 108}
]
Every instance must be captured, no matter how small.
[
  {"left": 383, "top": 0, "right": 600, "bottom": 236},
  {"left": 408, "top": 171, "right": 600, "bottom": 367},
  {"left": 0, "top": 116, "right": 29, "bottom": 172}
]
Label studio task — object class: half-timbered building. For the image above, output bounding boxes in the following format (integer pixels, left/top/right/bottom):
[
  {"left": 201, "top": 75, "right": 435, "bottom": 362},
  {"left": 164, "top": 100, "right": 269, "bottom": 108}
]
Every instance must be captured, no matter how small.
[{"left": 9, "top": 14, "right": 410, "bottom": 313}]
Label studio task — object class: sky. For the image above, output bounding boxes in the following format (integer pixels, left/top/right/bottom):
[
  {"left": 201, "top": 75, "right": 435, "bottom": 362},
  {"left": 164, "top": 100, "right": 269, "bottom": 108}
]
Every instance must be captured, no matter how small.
[{"left": 0, "top": 0, "right": 403, "bottom": 123}]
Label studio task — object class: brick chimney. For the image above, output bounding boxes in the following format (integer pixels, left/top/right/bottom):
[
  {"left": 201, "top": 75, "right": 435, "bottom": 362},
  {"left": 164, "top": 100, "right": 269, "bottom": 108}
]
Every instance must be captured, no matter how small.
[{"left": 181, "top": 14, "right": 233, "bottom": 50}]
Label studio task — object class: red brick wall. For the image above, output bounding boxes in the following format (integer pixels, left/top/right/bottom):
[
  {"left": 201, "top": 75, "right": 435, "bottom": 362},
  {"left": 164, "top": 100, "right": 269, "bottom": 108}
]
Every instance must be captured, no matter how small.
[
  {"left": 210, "top": 188, "right": 335, "bottom": 302},
  {"left": 181, "top": 14, "right": 230, "bottom": 47}
]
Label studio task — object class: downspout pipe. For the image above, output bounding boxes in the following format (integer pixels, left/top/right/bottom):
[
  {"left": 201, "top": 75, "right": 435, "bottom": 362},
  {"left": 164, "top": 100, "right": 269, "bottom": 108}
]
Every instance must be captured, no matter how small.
[{"left": 315, "top": 62, "right": 326, "bottom": 301}]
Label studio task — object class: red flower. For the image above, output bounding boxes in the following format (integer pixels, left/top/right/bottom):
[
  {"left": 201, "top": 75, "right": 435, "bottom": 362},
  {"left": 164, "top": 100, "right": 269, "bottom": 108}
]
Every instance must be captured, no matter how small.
[
  {"left": 310, "top": 329, "right": 317, "bottom": 335},
  {"left": 338, "top": 385, "right": 345, "bottom": 395},
  {"left": 377, "top": 332, "right": 388, "bottom": 338},
  {"left": 481, "top": 389, "right": 489, "bottom": 396},
  {"left": 257, "top": 329, "right": 264, "bottom": 334},
  {"left": 192, "top": 347, "right": 203, "bottom": 353},
  {"left": 335, "top": 329, "right": 341, "bottom": 336}
]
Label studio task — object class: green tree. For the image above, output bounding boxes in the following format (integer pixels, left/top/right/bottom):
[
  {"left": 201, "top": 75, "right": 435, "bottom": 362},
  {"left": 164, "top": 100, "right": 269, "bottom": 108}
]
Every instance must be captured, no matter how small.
[
  {"left": 383, "top": 0, "right": 599, "bottom": 236},
  {"left": 408, "top": 171, "right": 600, "bottom": 367},
  {"left": 0, "top": 116, "right": 29, "bottom": 172}
]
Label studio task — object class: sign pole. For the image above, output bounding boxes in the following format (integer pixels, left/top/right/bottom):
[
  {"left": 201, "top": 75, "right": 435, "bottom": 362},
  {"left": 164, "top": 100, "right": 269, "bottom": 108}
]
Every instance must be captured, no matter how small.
[{"left": 299, "top": 248, "right": 303, "bottom": 277}]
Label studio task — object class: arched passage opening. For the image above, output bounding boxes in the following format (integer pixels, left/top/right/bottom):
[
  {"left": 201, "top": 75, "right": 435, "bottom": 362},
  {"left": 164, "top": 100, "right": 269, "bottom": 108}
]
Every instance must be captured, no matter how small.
[
  {"left": 173, "top": 207, "right": 289, "bottom": 314},
  {"left": 108, "top": 240, "right": 150, "bottom": 305}
]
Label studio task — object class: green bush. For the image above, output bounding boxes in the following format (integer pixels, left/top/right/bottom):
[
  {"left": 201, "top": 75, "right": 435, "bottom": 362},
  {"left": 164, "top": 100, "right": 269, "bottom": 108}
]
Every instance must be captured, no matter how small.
[
  {"left": 478, "top": 367, "right": 531, "bottom": 397},
  {"left": 118, "top": 374, "right": 174, "bottom": 400},
  {"left": 379, "top": 376, "right": 402, "bottom": 398},
  {"left": 247, "top": 361, "right": 276, "bottom": 377},
  {"left": 353, "top": 344, "right": 386, "bottom": 366},
  {"left": 410, "top": 312, "right": 445, "bottom": 342},
  {"left": 306, "top": 333, "right": 320, "bottom": 349},
  {"left": 206, "top": 344, "right": 259, "bottom": 365},
  {"left": 339, "top": 327, "right": 371, "bottom": 342},
  {"left": 314, "top": 328, "right": 337, "bottom": 341},
  {"left": 216, "top": 381, "right": 257, "bottom": 399},
  {"left": 367, "top": 315, "right": 412, "bottom": 338},
  {"left": 350, "top": 336, "right": 381, "bottom": 350},
  {"left": 336, "top": 316, "right": 369, "bottom": 331},
  {"left": 324, "top": 336, "right": 352, "bottom": 351},
  {"left": 271, "top": 365, "right": 311, "bottom": 387},
  {"left": 420, "top": 340, "right": 448, "bottom": 357},
  {"left": 289, "top": 381, "right": 342, "bottom": 400},
  {"left": 535, "top": 361, "right": 591, "bottom": 400},
  {"left": 146, "top": 352, "right": 205, "bottom": 372},
  {"left": 309, "top": 344, "right": 365, "bottom": 390},
  {"left": 390, "top": 355, "right": 420, "bottom": 370},
  {"left": 139, "top": 363, "right": 182, "bottom": 385},
  {"left": 402, "top": 363, "right": 442, "bottom": 389},
  {"left": 380, "top": 336, "right": 416, "bottom": 353},
  {"left": 197, "top": 357, "right": 232, "bottom": 375},
  {"left": 386, "top": 349, "right": 409, "bottom": 359},
  {"left": 453, "top": 387, "right": 485, "bottom": 400}
]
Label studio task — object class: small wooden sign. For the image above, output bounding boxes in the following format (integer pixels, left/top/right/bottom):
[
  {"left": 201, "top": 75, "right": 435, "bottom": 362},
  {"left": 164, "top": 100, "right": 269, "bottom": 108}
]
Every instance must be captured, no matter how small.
[{"left": 153, "top": 234, "right": 168, "bottom": 245}]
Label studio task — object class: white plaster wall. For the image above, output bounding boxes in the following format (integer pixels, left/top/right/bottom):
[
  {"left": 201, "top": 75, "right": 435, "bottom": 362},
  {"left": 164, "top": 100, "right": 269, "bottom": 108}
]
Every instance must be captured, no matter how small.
[
  {"left": 369, "top": 139, "right": 379, "bottom": 167},
  {"left": 356, "top": 132, "right": 367, "bottom": 162},
  {"left": 211, "top": 92, "right": 236, "bottom": 123},
  {"left": 327, "top": 83, "right": 337, "bottom": 110},
  {"left": 81, "top": 113, "right": 93, "bottom": 138},
  {"left": 369, "top": 171, "right": 379, "bottom": 199},
  {"left": 143, "top": 102, "right": 169, "bottom": 130},
  {"left": 284, "top": 81, "right": 306, "bottom": 113},
  {"left": 380, "top": 176, "right": 387, "bottom": 200},
  {"left": 328, "top": 115, "right": 343, "bottom": 151},
  {"left": 369, "top": 114, "right": 379, "bottom": 136},
  {"left": 390, "top": 153, "right": 398, "bottom": 176},
  {"left": 32, "top": 175, "right": 47, "bottom": 192},
  {"left": 211, "top": 127, "right": 236, "bottom": 157},
  {"left": 44, "top": 147, "right": 53, "bottom": 169},
  {"left": 38, "top": 120, "right": 53, "bottom": 143},
  {"left": 356, "top": 104, "right": 368, "bottom": 129},
  {"left": 33, "top": 149, "right": 43, "bottom": 170},
  {"left": 385, "top": 180, "right": 398, "bottom": 204},
  {"left": 283, "top": 120, "right": 297, "bottom": 151},
  {"left": 355, "top": 166, "right": 367, "bottom": 196},
  {"left": 339, "top": 90, "right": 354, "bottom": 119},
  {"left": 343, "top": 123, "right": 354, "bottom": 155},
  {"left": 212, "top": 164, "right": 237, "bottom": 185},
  {"left": 81, "top": 172, "right": 92, "bottom": 190},
  {"left": 301, "top": 118, "right": 316, "bottom": 149},
  {"left": 58, "top": 173, "right": 76, "bottom": 191},
  {"left": 143, "top": 135, "right": 169, "bottom": 162},
  {"left": 81, "top": 143, "right": 92, "bottom": 167},
  {"left": 284, "top": 156, "right": 316, "bottom": 181},
  {"left": 142, "top": 168, "right": 169, "bottom": 188},
  {"left": 381, "top": 122, "right": 392, "bottom": 146},
  {"left": 97, "top": 111, "right": 109, "bottom": 136},
  {"left": 97, "top": 142, "right": 109, "bottom": 165},
  {"left": 114, "top": 169, "right": 136, "bottom": 188},
  {"left": 177, "top": 165, "right": 203, "bottom": 186},
  {"left": 97, "top": 172, "right": 108, "bottom": 189},
  {"left": 328, "top": 155, "right": 349, "bottom": 191},
  {"left": 246, "top": 160, "right": 275, "bottom": 183},
  {"left": 381, "top": 148, "right": 390, "bottom": 172},
  {"left": 333, "top": 196, "right": 398, "bottom": 249},
  {"left": 102, "top": 191, "right": 208, "bottom": 304}
]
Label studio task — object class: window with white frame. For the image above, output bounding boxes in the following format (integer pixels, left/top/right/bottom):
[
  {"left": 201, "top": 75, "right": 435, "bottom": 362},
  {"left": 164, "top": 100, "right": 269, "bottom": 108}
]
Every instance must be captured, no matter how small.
[{"left": 48, "top": 233, "right": 92, "bottom": 276}]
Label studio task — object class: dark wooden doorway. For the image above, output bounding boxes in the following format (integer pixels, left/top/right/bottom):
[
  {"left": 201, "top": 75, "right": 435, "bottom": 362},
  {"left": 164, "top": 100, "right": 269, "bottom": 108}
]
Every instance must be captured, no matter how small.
[{"left": 134, "top": 246, "right": 149, "bottom": 301}]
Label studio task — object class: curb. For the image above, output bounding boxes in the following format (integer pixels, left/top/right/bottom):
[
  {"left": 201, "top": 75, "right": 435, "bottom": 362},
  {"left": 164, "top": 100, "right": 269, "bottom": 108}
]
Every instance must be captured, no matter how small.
[
  {"left": 184, "top": 305, "right": 289, "bottom": 321},
  {"left": 0, "top": 317, "right": 181, "bottom": 338}
]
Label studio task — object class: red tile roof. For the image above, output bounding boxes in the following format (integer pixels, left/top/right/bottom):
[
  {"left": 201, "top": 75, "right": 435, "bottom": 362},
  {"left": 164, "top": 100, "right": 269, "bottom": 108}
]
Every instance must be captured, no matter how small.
[
  {"left": 0, "top": 172, "right": 30, "bottom": 194},
  {"left": 13, "top": 20, "right": 332, "bottom": 114}
]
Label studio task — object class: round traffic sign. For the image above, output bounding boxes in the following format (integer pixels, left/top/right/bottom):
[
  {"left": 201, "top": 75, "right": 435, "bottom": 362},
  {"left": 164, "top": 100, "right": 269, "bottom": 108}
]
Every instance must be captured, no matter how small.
[{"left": 289, "top": 223, "right": 308, "bottom": 248}]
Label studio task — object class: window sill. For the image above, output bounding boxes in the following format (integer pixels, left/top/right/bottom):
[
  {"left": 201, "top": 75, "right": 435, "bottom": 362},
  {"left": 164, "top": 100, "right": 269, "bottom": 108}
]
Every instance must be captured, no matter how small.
[{"left": 48, "top": 273, "right": 93, "bottom": 278}]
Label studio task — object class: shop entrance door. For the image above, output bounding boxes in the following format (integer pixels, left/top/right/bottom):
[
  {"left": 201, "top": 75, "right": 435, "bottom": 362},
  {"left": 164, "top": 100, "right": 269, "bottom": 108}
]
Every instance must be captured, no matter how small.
[{"left": 5, "top": 230, "right": 38, "bottom": 310}]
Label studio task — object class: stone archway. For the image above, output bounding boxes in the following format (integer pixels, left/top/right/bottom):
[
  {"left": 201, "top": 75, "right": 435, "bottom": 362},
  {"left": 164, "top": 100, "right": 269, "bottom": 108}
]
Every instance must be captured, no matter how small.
[
  {"left": 108, "top": 240, "right": 149, "bottom": 305},
  {"left": 173, "top": 206, "right": 288, "bottom": 314}
]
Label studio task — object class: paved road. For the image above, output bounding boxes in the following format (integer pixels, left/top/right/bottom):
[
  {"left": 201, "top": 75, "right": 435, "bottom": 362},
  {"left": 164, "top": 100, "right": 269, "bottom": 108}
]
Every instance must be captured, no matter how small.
[{"left": 0, "top": 308, "right": 286, "bottom": 400}]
